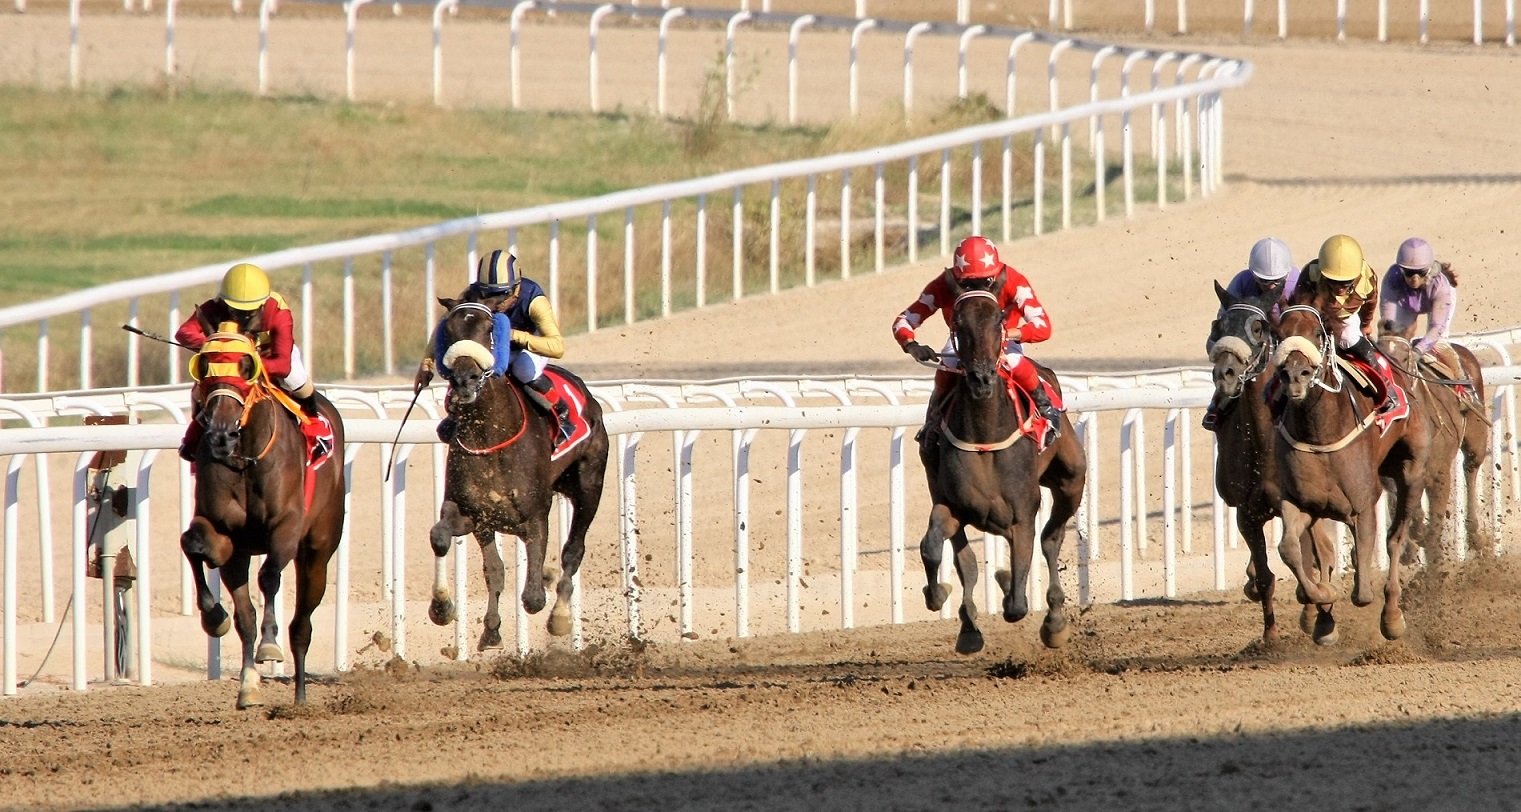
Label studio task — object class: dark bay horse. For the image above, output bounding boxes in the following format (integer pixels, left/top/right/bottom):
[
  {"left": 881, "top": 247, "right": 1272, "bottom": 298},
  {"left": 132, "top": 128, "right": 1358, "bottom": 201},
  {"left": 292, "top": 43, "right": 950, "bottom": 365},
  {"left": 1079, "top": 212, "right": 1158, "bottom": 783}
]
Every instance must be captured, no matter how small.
[
  {"left": 918, "top": 288, "right": 1087, "bottom": 654},
  {"left": 178, "top": 326, "right": 346, "bottom": 708},
  {"left": 1210, "top": 282, "right": 1335, "bottom": 641},
  {"left": 1272, "top": 302, "right": 1429, "bottom": 644},
  {"left": 425, "top": 295, "right": 609, "bottom": 649},
  {"left": 1378, "top": 333, "right": 1491, "bottom": 559}
]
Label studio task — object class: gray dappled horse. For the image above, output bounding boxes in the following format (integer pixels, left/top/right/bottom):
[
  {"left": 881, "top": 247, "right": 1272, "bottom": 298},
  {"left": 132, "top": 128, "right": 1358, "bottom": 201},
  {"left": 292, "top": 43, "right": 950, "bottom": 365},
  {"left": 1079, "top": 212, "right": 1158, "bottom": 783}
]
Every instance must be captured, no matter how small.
[
  {"left": 425, "top": 294, "right": 609, "bottom": 649},
  {"left": 916, "top": 287, "right": 1087, "bottom": 654}
]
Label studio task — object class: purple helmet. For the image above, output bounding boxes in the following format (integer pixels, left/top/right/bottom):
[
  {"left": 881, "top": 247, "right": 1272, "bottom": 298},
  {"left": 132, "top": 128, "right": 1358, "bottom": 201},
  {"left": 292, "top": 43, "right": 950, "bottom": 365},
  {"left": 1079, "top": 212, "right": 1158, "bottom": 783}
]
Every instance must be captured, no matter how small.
[{"left": 1396, "top": 237, "right": 1434, "bottom": 271}]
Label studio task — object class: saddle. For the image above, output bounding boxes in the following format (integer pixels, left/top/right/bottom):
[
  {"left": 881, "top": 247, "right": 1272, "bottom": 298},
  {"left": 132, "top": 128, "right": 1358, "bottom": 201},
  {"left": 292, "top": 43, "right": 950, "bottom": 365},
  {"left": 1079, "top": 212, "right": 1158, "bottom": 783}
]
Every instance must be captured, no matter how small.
[
  {"left": 1338, "top": 354, "right": 1410, "bottom": 435},
  {"left": 1010, "top": 376, "right": 1064, "bottom": 452}
]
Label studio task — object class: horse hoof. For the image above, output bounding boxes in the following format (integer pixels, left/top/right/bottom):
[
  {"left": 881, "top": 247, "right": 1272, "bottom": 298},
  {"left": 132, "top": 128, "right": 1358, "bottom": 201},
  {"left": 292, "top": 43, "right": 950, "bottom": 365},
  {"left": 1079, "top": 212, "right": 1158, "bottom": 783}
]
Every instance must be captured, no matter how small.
[
  {"left": 428, "top": 524, "right": 452, "bottom": 558},
  {"left": 1313, "top": 612, "right": 1338, "bottom": 646},
  {"left": 202, "top": 606, "right": 231, "bottom": 638},
  {"left": 923, "top": 583, "right": 950, "bottom": 613},
  {"left": 256, "top": 643, "right": 285, "bottom": 664},
  {"left": 1243, "top": 579, "right": 1262, "bottom": 603},
  {"left": 994, "top": 569, "right": 1013, "bottom": 596},
  {"left": 547, "top": 610, "right": 572, "bottom": 637},
  {"left": 955, "top": 629, "right": 985, "bottom": 655},
  {"left": 522, "top": 591, "right": 547, "bottom": 615},
  {"left": 1380, "top": 611, "right": 1407, "bottom": 641},
  {"left": 1002, "top": 594, "right": 1029, "bottom": 624},
  {"left": 478, "top": 627, "right": 503, "bottom": 651},
  {"left": 1040, "top": 618, "right": 1071, "bottom": 649},
  {"left": 236, "top": 689, "right": 264, "bottom": 710},
  {"left": 1299, "top": 605, "right": 1316, "bottom": 636},
  {"left": 1294, "top": 584, "right": 1310, "bottom": 605},
  {"left": 428, "top": 597, "right": 457, "bottom": 627}
]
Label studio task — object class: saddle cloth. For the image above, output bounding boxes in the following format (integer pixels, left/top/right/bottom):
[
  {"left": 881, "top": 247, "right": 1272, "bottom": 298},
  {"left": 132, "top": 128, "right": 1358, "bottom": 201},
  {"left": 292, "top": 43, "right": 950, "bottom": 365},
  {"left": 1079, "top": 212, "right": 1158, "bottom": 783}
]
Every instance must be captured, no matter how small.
[
  {"left": 1001, "top": 367, "right": 1064, "bottom": 452},
  {"left": 543, "top": 368, "right": 594, "bottom": 461}
]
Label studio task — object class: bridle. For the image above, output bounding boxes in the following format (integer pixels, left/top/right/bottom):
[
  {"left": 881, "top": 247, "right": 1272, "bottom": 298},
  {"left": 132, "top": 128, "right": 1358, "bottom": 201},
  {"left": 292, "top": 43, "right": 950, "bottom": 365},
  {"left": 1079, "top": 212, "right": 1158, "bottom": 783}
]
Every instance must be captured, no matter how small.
[
  {"left": 190, "top": 331, "right": 279, "bottom": 469},
  {"left": 1273, "top": 304, "right": 1344, "bottom": 395},
  {"left": 439, "top": 300, "right": 532, "bottom": 455},
  {"left": 1211, "top": 302, "right": 1275, "bottom": 391}
]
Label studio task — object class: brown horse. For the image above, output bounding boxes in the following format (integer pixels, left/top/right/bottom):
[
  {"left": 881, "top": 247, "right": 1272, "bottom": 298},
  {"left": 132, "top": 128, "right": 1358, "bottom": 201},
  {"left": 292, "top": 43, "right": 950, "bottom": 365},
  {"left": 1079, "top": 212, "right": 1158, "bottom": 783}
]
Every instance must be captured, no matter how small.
[
  {"left": 1209, "top": 282, "right": 1336, "bottom": 641},
  {"left": 1378, "top": 333, "right": 1490, "bottom": 560},
  {"left": 425, "top": 295, "right": 609, "bottom": 649},
  {"left": 1272, "top": 302, "right": 1429, "bottom": 644},
  {"left": 178, "top": 327, "right": 346, "bottom": 709},
  {"left": 917, "top": 287, "right": 1087, "bottom": 654}
]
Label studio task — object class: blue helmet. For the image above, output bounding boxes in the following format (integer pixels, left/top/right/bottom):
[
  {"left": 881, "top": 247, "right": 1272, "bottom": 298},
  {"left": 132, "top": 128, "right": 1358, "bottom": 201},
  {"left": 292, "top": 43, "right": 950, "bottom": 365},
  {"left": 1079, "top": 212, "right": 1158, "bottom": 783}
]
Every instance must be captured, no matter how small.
[{"left": 475, "top": 250, "right": 520, "bottom": 296}]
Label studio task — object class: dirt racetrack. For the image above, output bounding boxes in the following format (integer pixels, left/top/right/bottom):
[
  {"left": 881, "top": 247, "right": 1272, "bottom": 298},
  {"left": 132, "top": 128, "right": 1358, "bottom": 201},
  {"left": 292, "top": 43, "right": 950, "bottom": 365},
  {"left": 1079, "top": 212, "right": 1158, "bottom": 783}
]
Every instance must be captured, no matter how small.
[{"left": 5, "top": 4, "right": 1521, "bottom": 810}]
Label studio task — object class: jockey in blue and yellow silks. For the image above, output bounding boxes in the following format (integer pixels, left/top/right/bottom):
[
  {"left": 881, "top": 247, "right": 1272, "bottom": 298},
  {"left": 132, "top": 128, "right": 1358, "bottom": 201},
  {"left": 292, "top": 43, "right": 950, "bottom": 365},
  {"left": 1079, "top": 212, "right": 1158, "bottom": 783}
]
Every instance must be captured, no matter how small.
[{"left": 417, "top": 250, "right": 571, "bottom": 443}]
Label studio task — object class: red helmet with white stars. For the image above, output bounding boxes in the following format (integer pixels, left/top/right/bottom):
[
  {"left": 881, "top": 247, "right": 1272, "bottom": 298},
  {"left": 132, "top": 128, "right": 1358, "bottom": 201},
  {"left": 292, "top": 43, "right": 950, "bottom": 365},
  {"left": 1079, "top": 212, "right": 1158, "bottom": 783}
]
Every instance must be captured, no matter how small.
[{"left": 952, "top": 236, "right": 1002, "bottom": 281}]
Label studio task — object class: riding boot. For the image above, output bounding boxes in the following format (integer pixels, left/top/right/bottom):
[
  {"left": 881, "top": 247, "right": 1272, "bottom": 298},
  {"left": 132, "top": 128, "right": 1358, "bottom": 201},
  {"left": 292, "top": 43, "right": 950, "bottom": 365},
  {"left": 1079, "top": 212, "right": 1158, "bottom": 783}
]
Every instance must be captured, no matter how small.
[
  {"left": 1346, "top": 337, "right": 1401, "bottom": 415},
  {"left": 1030, "top": 384, "right": 1063, "bottom": 440},
  {"left": 294, "top": 392, "right": 334, "bottom": 463},
  {"left": 525, "top": 374, "right": 572, "bottom": 445}
]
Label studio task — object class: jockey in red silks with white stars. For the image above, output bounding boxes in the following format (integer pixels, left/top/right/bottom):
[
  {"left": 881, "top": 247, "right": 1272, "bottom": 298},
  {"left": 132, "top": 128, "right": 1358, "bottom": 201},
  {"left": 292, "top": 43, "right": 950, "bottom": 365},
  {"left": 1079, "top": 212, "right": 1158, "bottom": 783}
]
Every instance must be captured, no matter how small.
[{"left": 892, "top": 235, "right": 1062, "bottom": 437}]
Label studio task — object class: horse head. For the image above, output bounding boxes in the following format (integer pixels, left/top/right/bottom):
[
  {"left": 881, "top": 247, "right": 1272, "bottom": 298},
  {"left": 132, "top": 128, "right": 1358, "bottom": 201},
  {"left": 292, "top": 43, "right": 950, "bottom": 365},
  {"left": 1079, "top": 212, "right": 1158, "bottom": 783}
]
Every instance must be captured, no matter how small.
[
  {"left": 1273, "top": 302, "right": 1335, "bottom": 403},
  {"left": 189, "top": 325, "right": 265, "bottom": 466},
  {"left": 1210, "top": 280, "right": 1278, "bottom": 401},
  {"left": 951, "top": 287, "right": 1005, "bottom": 401},
  {"left": 435, "top": 296, "right": 506, "bottom": 406}
]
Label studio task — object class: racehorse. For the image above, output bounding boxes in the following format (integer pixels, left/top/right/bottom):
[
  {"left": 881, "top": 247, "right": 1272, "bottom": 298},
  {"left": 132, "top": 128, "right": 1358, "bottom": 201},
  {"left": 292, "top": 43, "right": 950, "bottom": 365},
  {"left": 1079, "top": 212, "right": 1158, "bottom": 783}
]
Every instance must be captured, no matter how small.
[
  {"left": 917, "top": 286, "right": 1087, "bottom": 654},
  {"left": 178, "top": 320, "right": 346, "bottom": 709},
  {"left": 1272, "top": 301, "right": 1429, "bottom": 644},
  {"left": 1377, "top": 333, "right": 1490, "bottom": 560},
  {"left": 1209, "top": 282, "right": 1336, "bottom": 641},
  {"left": 425, "top": 293, "right": 609, "bottom": 649}
]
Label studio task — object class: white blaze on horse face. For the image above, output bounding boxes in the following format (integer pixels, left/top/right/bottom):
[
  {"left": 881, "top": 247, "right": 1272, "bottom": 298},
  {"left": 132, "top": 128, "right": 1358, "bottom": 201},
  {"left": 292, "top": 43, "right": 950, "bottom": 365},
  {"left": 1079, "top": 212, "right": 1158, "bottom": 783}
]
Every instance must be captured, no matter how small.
[{"left": 442, "top": 339, "right": 494, "bottom": 373}]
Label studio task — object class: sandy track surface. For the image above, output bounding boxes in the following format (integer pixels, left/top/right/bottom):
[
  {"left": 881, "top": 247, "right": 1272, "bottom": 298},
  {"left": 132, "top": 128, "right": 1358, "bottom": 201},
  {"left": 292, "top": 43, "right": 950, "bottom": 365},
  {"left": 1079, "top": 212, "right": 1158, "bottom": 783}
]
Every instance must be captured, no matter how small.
[{"left": 3, "top": 8, "right": 1521, "bottom": 811}]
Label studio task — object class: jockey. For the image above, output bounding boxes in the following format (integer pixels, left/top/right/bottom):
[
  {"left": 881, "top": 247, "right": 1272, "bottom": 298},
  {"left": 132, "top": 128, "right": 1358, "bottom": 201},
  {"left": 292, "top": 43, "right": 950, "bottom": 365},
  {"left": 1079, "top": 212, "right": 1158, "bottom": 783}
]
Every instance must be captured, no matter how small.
[
  {"left": 1292, "top": 234, "right": 1403, "bottom": 415},
  {"left": 892, "top": 235, "right": 1061, "bottom": 438},
  {"left": 1201, "top": 237, "right": 1300, "bottom": 431},
  {"left": 418, "top": 250, "right": 571, "bottom": 444},
  {"left": 1380, "top": 237, "right": 1458, "bottom": 356},
  {"left": 175, "top": 262, "right": 332, "bottom": 463}
]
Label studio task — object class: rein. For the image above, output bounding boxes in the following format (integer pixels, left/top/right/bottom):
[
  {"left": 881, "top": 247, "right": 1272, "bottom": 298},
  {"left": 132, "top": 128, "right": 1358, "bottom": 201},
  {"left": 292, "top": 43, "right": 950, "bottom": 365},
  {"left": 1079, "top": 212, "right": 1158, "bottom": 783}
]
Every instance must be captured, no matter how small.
[
  {"left": 1273, "top": 305, "right": 1376, "bottom": 453},
  {"left": 940, "top": 288, "right": 1022, "bottom": 451},
  {"left": 201, "top": 383, "right": 281, "bottom": 467}
]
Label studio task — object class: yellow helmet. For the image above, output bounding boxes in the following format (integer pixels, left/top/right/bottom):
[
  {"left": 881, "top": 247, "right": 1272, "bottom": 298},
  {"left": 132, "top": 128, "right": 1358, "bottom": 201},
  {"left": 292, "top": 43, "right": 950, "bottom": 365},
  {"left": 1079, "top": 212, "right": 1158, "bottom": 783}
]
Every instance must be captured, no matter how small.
[
  {"left": 219, "top": 263, "right": 271, "bottom": 311},
  {"left": 1316, "top": 234, "right": 1366, "bottom": 283}
]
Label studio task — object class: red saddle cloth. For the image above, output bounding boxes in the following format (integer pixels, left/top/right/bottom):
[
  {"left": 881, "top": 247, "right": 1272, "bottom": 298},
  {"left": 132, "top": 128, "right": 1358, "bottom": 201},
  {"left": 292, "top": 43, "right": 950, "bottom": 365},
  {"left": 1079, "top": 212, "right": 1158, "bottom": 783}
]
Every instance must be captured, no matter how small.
[
  {"left": 542, "top": 369, "right": 594, "bottom": 461},
  {"left": 1001, "top": 370, "right": 1063, "bottom": 452},
  {"left": 299, "top": 414, "right": 335, "bottom": 512},
  {"left": 1344, "top": 354, "right": 1409, "bottom": 436}
]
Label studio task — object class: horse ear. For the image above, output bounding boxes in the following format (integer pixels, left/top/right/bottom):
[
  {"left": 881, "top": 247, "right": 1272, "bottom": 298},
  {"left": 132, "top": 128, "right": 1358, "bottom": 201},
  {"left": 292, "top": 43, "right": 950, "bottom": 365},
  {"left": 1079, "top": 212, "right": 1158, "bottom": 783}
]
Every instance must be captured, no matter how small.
[
  {"left": 438, "top": 297, "right": 457, "bottom": 311},
  {"left": 1213, "top": 279, "right": 1232, "bottom": 306}
]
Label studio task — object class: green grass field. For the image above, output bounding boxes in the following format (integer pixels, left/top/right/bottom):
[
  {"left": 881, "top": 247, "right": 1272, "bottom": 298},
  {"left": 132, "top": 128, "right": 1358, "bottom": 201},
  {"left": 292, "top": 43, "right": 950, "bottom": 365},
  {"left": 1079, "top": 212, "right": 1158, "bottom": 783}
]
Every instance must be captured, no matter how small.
[{"left": 0, "top": 84, "right": 1179, "bottom": 390}]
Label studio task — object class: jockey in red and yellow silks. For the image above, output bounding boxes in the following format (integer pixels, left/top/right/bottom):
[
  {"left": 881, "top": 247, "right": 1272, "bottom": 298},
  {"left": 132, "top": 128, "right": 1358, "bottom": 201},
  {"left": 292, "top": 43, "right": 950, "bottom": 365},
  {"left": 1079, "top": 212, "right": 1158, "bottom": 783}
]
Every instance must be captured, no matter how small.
[
  {"left": 893, "top": 235, "right": 1062, "bottom": 437},
  {"left": 175, "top": 262, "right": 332, "bottom": 463}
]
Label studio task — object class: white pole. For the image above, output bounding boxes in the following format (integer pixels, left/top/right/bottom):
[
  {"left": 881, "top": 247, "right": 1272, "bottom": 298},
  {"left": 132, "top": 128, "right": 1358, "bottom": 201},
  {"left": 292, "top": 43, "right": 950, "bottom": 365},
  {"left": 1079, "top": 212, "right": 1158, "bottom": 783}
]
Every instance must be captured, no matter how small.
[{"left": 345, "top": 0, "right": 374, "bottom": 102}]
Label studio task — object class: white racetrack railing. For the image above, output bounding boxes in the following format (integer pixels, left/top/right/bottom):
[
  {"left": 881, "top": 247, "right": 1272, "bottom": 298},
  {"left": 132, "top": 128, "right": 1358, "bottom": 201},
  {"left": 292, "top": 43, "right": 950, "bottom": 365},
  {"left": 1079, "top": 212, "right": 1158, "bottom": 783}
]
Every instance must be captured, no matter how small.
[
  {"left": 1, "top": 350, "right": 1518, "bottom": 695},
  {"left": 1043, "top": 0, "right": 1516, "bottom": 45},
  {"left": 0, "top": 11, "right": 1249, "bottom": 394}
]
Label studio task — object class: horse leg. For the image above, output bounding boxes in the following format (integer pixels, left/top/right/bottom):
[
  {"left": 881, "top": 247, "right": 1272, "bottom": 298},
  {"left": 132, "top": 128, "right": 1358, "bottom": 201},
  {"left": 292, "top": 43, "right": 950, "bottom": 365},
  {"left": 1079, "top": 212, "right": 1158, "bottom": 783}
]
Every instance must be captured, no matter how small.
[
  {"left": 477, "top": 531, "right": 506, "bottom": 651},
  {"left": 947, "top": 530, "right": 982, "bottom": 655},
  {"left": 518, "top": 516, "right": 551, "bottom": 616},
  {"left": 1035, "top": 482, "right": 1080, "bottom": 650},
  {"left": 918, "top": 504, "right": 962, "bottom": 613},
  {"left": 290, "top": 539, "right": 334, "bottom": 705},
  {"left": 549, "top": 477, "right": 602, "bottom": 637},
  {"left": 221, "top": 555, "right": 263, "bottom": 709},
  {"left": 1237, "top": 507, "right": 1278, "bottom": 641},
  {"left": 1380, "top": 476, "right": 1419, "bottom": 641},
  {"left": 180, "top": 517, "right": 233, "bottom": 638},
  {"left": 1277, "top": 502, "right": 1337, "bottom": 607},
  {"left": 429, "top": 501, "right": 476, "bottom": 627},
  {"left": 1000, "top": 518, "right": 1036, "bottom": 626},
  {"left": 1305, "top": 520, "right": 1339, "bottom": 645},
  {"left": 254, "top": 550, "right": 289, "bottom": 664}
]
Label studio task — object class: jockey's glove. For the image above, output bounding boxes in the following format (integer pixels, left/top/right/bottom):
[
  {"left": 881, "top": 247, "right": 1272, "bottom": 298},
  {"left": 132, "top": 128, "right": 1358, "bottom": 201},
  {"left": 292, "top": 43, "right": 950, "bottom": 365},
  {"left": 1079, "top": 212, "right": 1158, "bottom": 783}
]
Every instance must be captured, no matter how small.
[
  {"left": 413, "top": 357, "right": 435, "bottom": 393},
  {"left": 903, "top": 341, "right": 938, "bottom": 363}
]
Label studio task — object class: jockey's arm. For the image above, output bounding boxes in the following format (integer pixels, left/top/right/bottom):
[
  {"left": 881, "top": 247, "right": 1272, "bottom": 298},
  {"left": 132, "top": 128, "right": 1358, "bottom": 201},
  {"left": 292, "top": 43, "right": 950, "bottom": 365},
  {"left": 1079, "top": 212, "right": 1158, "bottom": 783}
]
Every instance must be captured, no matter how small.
[
  {"left": 513, "top": 295, "right": 565, "bottom": 360},
  {"left": 257, "top": 301, "right": 296, "bottom": 380},
  {"left": 1003, "top": 271, "right": 1051, "bottom": 344},
  {"left": 892, "top": 280, "right": 942, "bottom": 355},
  {"left": 1418, "top": 273, "right": 1458, "bottom": 352},
  {"left": 173, "top": 302, "right": 214, "bottom": 351}
]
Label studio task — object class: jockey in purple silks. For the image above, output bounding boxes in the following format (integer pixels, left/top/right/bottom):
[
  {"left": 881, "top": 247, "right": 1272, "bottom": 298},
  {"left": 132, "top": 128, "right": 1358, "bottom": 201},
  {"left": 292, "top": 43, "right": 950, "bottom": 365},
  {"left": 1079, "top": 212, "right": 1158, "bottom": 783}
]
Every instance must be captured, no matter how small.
[
  {"left": 1202, "top": 237, "right": 1301, "bottom": 431},
  {"left": 1380, "top": 237, "right": 1458, "bottom": 357}
]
